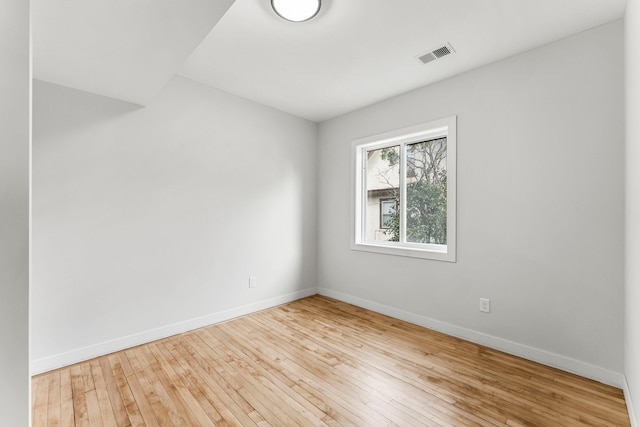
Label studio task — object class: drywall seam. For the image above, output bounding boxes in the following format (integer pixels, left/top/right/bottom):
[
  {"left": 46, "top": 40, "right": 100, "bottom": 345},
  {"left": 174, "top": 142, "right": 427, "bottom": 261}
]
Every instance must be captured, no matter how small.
[
  {"left": 318, "top": 287, "right": 625, "bottom": 388},
  {"left": 31, "top": 287, "right": 317, "bottom": 375}
]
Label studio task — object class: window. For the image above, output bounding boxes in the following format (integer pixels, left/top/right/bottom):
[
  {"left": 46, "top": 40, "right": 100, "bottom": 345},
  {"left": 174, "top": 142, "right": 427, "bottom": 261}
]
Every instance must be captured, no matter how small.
[
  {"left": 380, "top": 198, "right": 396, "bottom": 229},
  {"left": 351, "top": 116, "right": 456, "bottom": 261}
]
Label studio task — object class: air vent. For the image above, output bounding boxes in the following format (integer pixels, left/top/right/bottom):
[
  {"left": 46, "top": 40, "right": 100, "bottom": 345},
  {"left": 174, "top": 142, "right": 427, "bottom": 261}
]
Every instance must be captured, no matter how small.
[
  {"left": 432, "top": 45, "right": 452, "bottom": 58},
  {"left": 417, "top": 43, "right": 455, "bottom": 65}
]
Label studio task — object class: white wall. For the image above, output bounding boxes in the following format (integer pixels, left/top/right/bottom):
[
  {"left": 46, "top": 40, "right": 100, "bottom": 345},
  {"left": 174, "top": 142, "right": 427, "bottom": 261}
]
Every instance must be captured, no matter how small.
[
  {"left": 318, "top": 21, "right": 625, "bottom": 384},
  {"left": 626, "top": 0, "right": 640, "bottom": 423},
  {"left": 31, "top": 76, "right": 317, "bottom": 371},
  {"left": 0, "top": 0, "right": 30, "bottom": 425}
]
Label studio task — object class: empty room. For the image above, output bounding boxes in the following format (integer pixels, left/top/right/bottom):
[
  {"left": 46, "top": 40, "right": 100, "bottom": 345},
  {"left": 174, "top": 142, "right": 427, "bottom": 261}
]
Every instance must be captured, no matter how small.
[{"left": 2, "top": 0, "right": 640, "bottom": 425}]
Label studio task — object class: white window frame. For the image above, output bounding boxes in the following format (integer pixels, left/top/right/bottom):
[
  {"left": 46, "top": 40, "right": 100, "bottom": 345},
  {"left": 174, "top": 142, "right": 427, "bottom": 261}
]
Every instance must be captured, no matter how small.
[{"left": 351, "top": 116, "right": 457, "bottom": 262}]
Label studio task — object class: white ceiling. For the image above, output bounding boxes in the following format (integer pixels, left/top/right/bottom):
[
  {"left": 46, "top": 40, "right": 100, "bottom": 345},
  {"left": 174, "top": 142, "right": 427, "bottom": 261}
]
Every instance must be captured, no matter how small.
[{"left": 34, "top": 0, "right": 627, "bottom": 121}]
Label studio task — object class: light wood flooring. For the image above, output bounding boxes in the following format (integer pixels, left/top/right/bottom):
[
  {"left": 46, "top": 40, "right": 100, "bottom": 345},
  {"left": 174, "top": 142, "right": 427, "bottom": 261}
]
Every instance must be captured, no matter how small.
[{"left": 32, "top": 295, "right": 630, "bottom": 426}]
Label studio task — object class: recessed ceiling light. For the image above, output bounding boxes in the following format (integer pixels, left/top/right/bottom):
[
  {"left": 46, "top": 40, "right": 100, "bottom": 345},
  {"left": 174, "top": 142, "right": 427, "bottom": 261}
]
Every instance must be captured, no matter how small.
[{"left": 271, "top": 0, "right": 321, "bottom": 22}]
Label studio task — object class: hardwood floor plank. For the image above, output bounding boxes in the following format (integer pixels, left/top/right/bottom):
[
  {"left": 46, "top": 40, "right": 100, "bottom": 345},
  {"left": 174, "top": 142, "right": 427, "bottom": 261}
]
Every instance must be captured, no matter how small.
[
  {"left": 59, "top": 368, "right": 75, "bottom": 427},
  {"left": 80, "top": 362, "right": 95, "bottom": 392},
  {"left": 98, "top": 358, "right": 131, "bottom": 427},
  {"left": 107, "top": 355, "right": 145, "bottom": 427},
  {"left": 84, "top": 389, "right": 104, "bottom": 427},
  {"left": 115, "top": 352, "right": 160, "bottom": 427},
  {"left": 70, "top": 364, "right": 90, "bottom": 427},
  {"left": 32, "top": 374, "right": 49, "bottom": 427},
  {"left": 31, "top": 372, "right": 40, "bottom": 424},
  {"left": 46, "top": 369, "right": 61, "bottom": 427},
  {"left": 32, "top": 295, "right": 631, "bottom": 426},
  {"left": 128, "top": 347, "right": 187, "bottom": 426},
  {"left": 89, "top": 359, "right": 119, "bottom": 427}
]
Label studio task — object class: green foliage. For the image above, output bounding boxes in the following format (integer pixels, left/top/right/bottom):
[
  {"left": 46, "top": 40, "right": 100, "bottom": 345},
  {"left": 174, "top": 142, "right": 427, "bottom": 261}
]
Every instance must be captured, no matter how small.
[
  {"left": 406, "top": 173, "right": 447, "bottom": 244},
  {"left": 383, "top": 138, "right": 447, "bottom": 244},
  {"left": 381, "top": 146, "right": 399, "bottom": 167},
  {"left": 386, "top": 199, "right": 400, "bottom": 242}
]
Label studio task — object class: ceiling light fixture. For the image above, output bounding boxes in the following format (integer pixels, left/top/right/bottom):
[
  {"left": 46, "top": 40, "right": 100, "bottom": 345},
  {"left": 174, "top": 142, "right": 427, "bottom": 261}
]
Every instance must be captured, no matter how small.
[{"left": 271, "top": 0, "right": 321, "bottom": 22}]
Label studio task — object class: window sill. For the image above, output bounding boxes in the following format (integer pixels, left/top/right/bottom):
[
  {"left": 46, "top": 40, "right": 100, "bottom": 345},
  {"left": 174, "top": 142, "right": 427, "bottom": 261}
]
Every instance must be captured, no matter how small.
[{"left": 351, "top": 241, "right": 455, "bottom": 262}]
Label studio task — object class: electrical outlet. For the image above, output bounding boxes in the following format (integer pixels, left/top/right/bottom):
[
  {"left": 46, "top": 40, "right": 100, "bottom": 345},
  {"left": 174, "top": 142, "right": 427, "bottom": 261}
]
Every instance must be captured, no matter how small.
[
  {"left": 249, "top": 276, "right": 257, "bottom": 288},
  {"left": 479, "top": 298, "right": 491, "bottom": 313}
]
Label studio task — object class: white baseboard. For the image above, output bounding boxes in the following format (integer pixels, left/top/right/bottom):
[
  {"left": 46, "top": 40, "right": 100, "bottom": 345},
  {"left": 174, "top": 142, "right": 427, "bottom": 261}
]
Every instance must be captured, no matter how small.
[
  {"left": 318, "top": 287, "right": 625, "bottom": 388},
  {"left": 624, "top": 377, "right": 639, "bottom": 427},
  {"left": 31, "top": 287, "right": 317, "bottom": 375}
]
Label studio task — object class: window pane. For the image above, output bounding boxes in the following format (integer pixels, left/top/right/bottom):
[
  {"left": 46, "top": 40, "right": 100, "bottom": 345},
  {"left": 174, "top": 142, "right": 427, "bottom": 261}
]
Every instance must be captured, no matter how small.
[
  {"left": 366, "top": 146, "right": 399, "bottom": 242},
  {"left": 381, "top": 199, "right": 396, "bottom": 228},
  {"left": 406, "top": 137, "right": 447, "bottom": 244}
]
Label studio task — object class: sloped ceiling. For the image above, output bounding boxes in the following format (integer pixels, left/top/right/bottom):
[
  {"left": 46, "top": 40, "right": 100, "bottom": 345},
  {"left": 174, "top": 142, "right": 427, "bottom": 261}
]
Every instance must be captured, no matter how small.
[
  {"left": 32, "top": 0, "right": 235, "bottom": 106},
  {"left": 33, "top": 0, "right": 627, "bottom": 120}
]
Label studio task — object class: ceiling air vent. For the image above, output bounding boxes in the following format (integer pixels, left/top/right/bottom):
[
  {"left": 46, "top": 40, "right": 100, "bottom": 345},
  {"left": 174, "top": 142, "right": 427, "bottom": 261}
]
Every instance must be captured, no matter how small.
[{"left": 417, "top": 43, "right": 455, "bottom": 65}]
